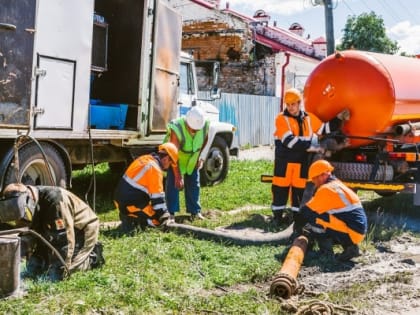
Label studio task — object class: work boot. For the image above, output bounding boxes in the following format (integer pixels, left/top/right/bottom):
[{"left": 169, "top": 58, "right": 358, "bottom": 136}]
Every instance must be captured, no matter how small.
[
  {"left": 272, "top": 210, "right": 293, "bottom": 226},
  {"left": 292, "top": 212, "right": 305, "bottom": 233},
  {"left": 336, "top": 244, "right": 360, "bottom": 261},
  {"left": 317, "top": 237, "right": 334, "bottom": 257}
]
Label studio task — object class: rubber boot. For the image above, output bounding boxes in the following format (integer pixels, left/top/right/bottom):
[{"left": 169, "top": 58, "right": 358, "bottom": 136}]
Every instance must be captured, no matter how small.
[
  {"left": 317, "top": 237, "right": 334, "bottom": 257},
  {"left": 272, "top": 211, "right": 283, "bottom": 226},
  {"left": 336, "top": 244, "right": 360, "bottom": 261}
]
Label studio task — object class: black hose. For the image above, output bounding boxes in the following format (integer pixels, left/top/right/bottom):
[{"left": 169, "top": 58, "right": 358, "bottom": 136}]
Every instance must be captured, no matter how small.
[
  {"left": 0, "top": 227, "right": 70, "bottom": 277},
  {"left": 165, "top": 222, "right": 294, "bottom": 246},
  {"left": 13, "top": 135, "right": 56, "bottom": 185}
]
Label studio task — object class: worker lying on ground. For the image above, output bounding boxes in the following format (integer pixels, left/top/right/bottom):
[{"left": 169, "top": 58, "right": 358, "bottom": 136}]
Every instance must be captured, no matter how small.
[
  {"left": 293, "top": 159, "right": 368, "bottom": 261},
  {"left": 0, "top": 183, "right": 104, "bottom": 281},
  {"left": 113, "top": 142, "right": 178, "bottom": 233}
]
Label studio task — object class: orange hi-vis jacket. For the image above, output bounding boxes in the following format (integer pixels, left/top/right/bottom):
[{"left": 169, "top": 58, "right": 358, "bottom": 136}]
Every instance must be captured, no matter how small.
[
  {"left": 300, "top": 176, "right": 367, "bottom": 245},
  {"left": 274, "top": 111, "right": 327, "bottom": 160},
  {"left": 121, "top": 154, "right": 166, "bottom": 224}
]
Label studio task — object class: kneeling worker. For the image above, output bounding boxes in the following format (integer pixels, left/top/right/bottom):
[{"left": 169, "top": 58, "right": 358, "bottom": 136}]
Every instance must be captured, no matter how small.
[
  {"left": 114, "top": 142, "right": 178, "bottom": 232},
  {"left": 296, "top": 159, "right": 368, "bottom": 261},
  {"left": 0, "top": 183, "right": 104, "bottom": 281}
]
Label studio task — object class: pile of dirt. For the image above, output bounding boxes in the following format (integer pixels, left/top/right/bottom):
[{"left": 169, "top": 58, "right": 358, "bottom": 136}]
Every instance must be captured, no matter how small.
[{"left": 287, "top": 233, "right": 420, "bottom": 314}]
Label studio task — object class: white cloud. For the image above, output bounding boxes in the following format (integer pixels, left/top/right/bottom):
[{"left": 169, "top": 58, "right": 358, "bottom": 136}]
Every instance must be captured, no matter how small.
[{"left": 388, "top": 21, "right": 420, "bottom": 55}]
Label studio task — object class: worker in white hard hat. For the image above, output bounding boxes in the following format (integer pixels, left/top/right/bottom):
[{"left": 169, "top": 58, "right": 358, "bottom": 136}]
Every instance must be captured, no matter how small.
[
  {"left": 163, "top": 106, "right": 210, "bottom": 222},
  {"left": 272, "top": 88, "right": 350, "bottom": 226}
]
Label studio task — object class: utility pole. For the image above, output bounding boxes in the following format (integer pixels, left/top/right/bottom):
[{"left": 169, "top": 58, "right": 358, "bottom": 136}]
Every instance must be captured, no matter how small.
[
  {"left": 312, "top": 0, "right": 335, "bottom": 55},
  {"left": 324, "top": 0, "right": 335, "bottom": 55}
]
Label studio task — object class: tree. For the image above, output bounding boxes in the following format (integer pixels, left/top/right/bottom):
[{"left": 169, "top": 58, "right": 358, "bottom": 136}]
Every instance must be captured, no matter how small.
[{"left": 336, "top": 11, "right": 399, "bottom": 54}]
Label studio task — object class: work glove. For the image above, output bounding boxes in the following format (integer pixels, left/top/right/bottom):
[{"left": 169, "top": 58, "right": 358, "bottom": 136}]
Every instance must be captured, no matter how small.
[
  {"left": 307, "top": 135, "right": 325, "bottom": 153},
  {"left": 307, "top": 145, "right": 325, "bottom": 154},
  {"left": 336, "top": 108, "right": 350, "bottom": 121}
]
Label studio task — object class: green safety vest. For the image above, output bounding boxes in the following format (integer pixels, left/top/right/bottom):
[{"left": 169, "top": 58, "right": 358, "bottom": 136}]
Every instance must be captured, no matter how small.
[{"left": 164, "top": 118, "right": 209, "bottom": 175}]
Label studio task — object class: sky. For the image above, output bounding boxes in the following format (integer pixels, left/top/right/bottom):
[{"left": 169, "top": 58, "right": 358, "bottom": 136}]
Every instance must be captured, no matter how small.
[{"left": 222, "top": 0, "right": 420, "bottom": 55}]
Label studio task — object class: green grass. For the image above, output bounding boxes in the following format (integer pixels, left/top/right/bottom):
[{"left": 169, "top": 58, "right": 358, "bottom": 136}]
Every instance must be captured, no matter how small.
[{"left": 1, "top": 159, "right": 419, "bottom": 314}]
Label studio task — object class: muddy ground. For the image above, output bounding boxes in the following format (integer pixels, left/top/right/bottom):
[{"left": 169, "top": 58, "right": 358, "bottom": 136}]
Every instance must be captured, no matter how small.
[
  {"left": 210, "top": 218, "right": 420, "bottom": 315},
  {"left": 232, "top": 146, "right": 420, "bottom": 314}
]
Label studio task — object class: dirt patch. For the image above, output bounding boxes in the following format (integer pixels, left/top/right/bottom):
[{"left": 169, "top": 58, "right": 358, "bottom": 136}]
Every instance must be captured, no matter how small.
[
  {"left": 296, "top": 233, "right": 420, "bottom": 314},
  {"left": 197, "top": 213, "right": 420, "bottom": 314}
]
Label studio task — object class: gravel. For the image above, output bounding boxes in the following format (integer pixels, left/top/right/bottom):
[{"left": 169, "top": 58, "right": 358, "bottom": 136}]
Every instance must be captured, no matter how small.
[{"left": 234, "top": 145, "right": 274, "bottom": 161}]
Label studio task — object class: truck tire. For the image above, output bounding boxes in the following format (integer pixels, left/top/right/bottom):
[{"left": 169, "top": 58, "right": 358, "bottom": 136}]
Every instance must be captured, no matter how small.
[
  {"left": 4, "top": 142, "right": 68, "bottom": 188},
  {"left": 200, "top": 136, "right": 229, "bottom": 186},
  {"left": 331, "top": 162, "right": 393, "bottom": 181}
]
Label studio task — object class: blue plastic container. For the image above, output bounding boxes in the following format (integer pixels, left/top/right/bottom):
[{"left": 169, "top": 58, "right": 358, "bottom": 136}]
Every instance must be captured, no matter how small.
[{"left": 90, "top": 103, "right": 128, "bottom": 130}]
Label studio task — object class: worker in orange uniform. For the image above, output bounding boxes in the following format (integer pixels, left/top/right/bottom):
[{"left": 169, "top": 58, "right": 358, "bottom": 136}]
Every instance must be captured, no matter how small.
[
  {"left": 272, "top": 88, "right": 349, "bottom": 225},
  {"left": 296, "top": 159, "right": 367, "bottom": 261},
  {"left": 113, "top": 143, "right": 178, "bottom": 233}
]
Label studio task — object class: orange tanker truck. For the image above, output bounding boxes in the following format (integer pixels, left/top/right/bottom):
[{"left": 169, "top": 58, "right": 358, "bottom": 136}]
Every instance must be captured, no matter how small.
[{"left": 303, "top": 49, "right": 420, "bottom": 204}]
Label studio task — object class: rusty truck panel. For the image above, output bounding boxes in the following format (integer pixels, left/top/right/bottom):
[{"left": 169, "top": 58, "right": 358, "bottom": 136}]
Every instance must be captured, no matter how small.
[{"left": 0, "top": 0, "right": 35, "bottom": 127}]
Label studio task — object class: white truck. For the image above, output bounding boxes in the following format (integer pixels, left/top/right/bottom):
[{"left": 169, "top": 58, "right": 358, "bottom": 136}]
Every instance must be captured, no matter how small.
[{"left": 0, "top": 0, "right": 236, "bottom": 190}]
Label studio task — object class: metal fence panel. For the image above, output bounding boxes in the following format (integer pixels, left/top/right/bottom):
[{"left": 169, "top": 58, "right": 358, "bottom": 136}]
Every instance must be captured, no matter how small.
[{"left": 198, "top": 91, "right": 280, "bottom": 147}]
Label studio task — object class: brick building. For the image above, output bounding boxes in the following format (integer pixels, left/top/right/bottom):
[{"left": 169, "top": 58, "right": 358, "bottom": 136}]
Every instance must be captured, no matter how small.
[{"left": 172, "top": 0, "right": 326, "bottom": 96}]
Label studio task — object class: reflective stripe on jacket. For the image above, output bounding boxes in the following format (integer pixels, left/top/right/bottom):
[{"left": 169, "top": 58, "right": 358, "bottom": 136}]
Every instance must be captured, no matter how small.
[
  {"left": 165, "top": 117, "right": 209, "bottom": 175},
  {"left": 274, "top": 110, "right": 325, "bottom": 159},
  {"left": 301, "top": 177, "right": 367, "bottom": 244},
  {"left": 122, "top": 154, "right": 166, "bottom": 212}
]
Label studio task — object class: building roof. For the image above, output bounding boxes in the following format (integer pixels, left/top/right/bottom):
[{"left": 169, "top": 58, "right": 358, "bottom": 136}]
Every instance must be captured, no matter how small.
[{"left": 221, "top": 6, "right": 325, "bottom": 60}]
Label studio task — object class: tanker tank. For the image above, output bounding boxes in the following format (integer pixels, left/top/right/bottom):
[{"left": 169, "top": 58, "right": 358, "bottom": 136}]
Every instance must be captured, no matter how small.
[{"left": 303, "top": 50, "right": 420, "bottom": 147}]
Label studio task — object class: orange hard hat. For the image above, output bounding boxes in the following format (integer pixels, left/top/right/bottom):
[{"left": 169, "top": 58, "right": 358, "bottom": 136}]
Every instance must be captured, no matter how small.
[
  {"left": 158, "top": 142, "right": 178, "bottom": 164},
  {"left": 308, "top": 160, "right": 334, "bottom": 181},
  {"left": 284, "top": 88, "right": 302, "bottom": 105}
]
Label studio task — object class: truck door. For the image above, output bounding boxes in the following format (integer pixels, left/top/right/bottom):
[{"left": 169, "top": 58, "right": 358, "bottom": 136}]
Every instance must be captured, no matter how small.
[
  {"left": 32, "top": 0, "right": 93, "bottom": 130},
  {"left": 149, "top": 1, "right": 182, "bottom": 133},
  {"left": 0, "top": 0, "right": 36, "bottom": 127}
]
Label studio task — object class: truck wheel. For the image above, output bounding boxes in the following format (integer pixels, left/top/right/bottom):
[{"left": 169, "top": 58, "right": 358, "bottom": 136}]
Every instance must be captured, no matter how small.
[
  {"left": 200, "top": 136, "right": 229, "bottom": 186},
  {"left": 4, "top": 142, "right": 68, "bottom": 188}
]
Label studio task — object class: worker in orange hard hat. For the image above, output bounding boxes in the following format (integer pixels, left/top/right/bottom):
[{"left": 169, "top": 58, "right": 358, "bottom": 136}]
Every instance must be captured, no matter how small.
[
  {"left": 271, "top": 87, "right": 350, "bottom": 226},
  {"left": 113, "top": 142, "right": 179, "bottom": 233},
  {"left": 295, "top": 159, "right": 367, "bottom": 261}
]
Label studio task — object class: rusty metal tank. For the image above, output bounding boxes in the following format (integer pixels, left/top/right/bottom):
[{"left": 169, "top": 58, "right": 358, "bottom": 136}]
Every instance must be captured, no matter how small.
[
  {"left": 303, "top": 50, "right": 420, "bottom": 147},
  {"left": 0, "top": 236, "right": 21, "bottom": 298}
]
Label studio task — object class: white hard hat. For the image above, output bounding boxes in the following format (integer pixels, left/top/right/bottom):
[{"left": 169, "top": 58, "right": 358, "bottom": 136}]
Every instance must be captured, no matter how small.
[{"left": 185, "top": 107, "right": 205, "bottom": 130}]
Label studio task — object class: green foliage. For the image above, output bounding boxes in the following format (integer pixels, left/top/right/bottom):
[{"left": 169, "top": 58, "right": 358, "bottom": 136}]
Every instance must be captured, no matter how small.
[
  {"left": 337, "top": 11, "right": 399, "bottom": 54},
  {"left": 1, "top": 229, "right": 283, "bottom": 314}
]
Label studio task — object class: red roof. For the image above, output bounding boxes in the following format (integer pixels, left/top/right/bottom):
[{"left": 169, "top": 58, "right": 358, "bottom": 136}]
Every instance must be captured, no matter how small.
[
  {"left": 255, "top": 34, "right": 316, "bottom": 59},
  {"left": 313, "top": 36, "right": 326, "bottom": 44}
]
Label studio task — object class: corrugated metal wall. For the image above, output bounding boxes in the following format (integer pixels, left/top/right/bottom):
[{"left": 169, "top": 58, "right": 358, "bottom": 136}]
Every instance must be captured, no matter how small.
[{"left": 199, "top": 92, "right": 281, "bottom": 147}]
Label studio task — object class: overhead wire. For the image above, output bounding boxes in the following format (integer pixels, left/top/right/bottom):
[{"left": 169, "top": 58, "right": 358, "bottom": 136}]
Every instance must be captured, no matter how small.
[
  {"left": 341, "top": 0, "right": 356, "bottom": 15},
  {"left": 376, "top": 0, "right": 402, "bottom": 23},
  {"left": 395, "top": 0, "right": 420, "bottom": 23}
]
